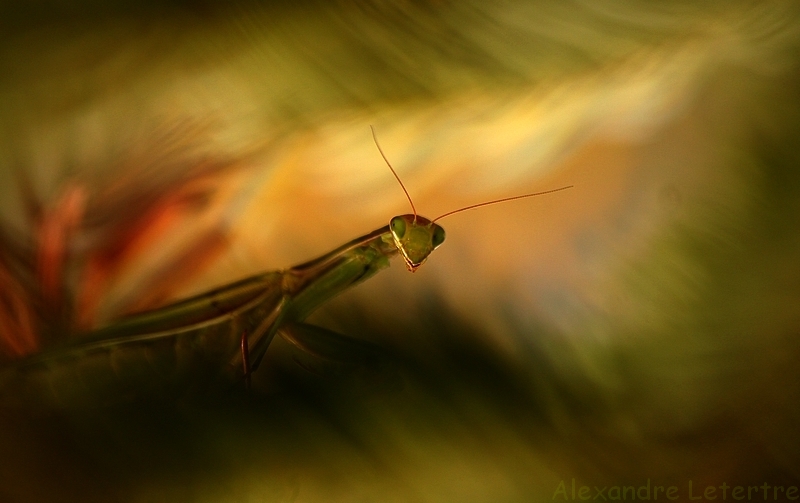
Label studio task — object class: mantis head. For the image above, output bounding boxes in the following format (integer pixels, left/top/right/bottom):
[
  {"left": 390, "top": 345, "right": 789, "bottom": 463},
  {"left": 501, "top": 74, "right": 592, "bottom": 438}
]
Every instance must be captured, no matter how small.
[{"left": 389, "top": 214, "right": 446, "bottom": 272}]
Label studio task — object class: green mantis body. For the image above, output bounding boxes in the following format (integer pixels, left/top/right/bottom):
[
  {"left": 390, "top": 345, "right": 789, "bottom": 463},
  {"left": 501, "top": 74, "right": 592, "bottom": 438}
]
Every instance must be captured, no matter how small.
[
  {"left": 0, "top": 129, "right": 571, "bottom": 408},
  {"left": 0, "top": 212, "right": 445, "bottom": 407}
]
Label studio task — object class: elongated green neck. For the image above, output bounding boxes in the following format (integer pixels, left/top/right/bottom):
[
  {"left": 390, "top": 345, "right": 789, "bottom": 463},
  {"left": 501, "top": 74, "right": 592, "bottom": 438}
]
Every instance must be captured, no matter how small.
[{"left": 281, "top": 225, "right": 398, "bottom": 321}]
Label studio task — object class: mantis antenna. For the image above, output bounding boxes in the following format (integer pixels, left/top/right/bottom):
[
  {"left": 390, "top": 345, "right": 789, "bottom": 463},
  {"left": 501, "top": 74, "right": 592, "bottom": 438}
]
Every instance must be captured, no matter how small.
[
  {"left": 432, "top": 185, "right": 574, "bottom": 223},
  {"left": 371, "top": 125, "right": 418, "bottom": 222},
  {"left": 370, "top": 125, "right": 573, "bottom": 224}
]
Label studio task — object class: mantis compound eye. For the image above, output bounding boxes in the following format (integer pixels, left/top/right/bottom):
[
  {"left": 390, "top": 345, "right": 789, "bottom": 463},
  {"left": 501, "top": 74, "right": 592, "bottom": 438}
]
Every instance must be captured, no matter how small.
[
  {"left": 390, "top": 216, "right": 406, "bottom": 239},
  {"left": 431, "top": 224, "right": 446, "bottom": 249}
]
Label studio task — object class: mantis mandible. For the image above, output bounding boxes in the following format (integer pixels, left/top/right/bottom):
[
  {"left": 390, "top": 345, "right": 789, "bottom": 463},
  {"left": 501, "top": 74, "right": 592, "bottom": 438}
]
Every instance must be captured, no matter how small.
[{"left": 0, "top": 127, "right": 572, "bottom": 407}]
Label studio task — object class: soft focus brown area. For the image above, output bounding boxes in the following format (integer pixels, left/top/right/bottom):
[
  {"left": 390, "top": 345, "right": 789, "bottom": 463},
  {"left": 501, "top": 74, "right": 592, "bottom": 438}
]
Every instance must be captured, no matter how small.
[{"left": 1, "top": 1, "right": 800, "bottom": 502}]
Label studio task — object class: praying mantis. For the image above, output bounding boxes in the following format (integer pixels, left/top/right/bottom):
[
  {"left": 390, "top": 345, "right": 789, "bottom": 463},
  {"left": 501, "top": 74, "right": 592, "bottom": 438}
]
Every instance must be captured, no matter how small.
[{"left": 0, "top": 128, "right": 572, "bottom": 407}]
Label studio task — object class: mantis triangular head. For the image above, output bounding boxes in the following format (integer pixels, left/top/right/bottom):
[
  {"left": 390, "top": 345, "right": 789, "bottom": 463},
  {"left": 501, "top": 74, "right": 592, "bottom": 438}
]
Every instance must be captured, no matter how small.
[{"left": 388, "top": 214, "right": 445, "bottom": 272}]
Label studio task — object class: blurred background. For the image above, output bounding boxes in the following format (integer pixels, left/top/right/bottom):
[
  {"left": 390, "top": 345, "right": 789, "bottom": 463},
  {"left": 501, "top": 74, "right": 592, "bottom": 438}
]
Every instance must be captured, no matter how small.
[{"left": 1, "top": 1, "right": 800, "bottom": 501}]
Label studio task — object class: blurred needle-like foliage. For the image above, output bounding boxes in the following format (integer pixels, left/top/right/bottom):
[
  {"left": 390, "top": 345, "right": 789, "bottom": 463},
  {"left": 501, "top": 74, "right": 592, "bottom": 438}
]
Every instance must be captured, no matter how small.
[{"left": 1, "top": 1, "right": 800, "bottom": 502}]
